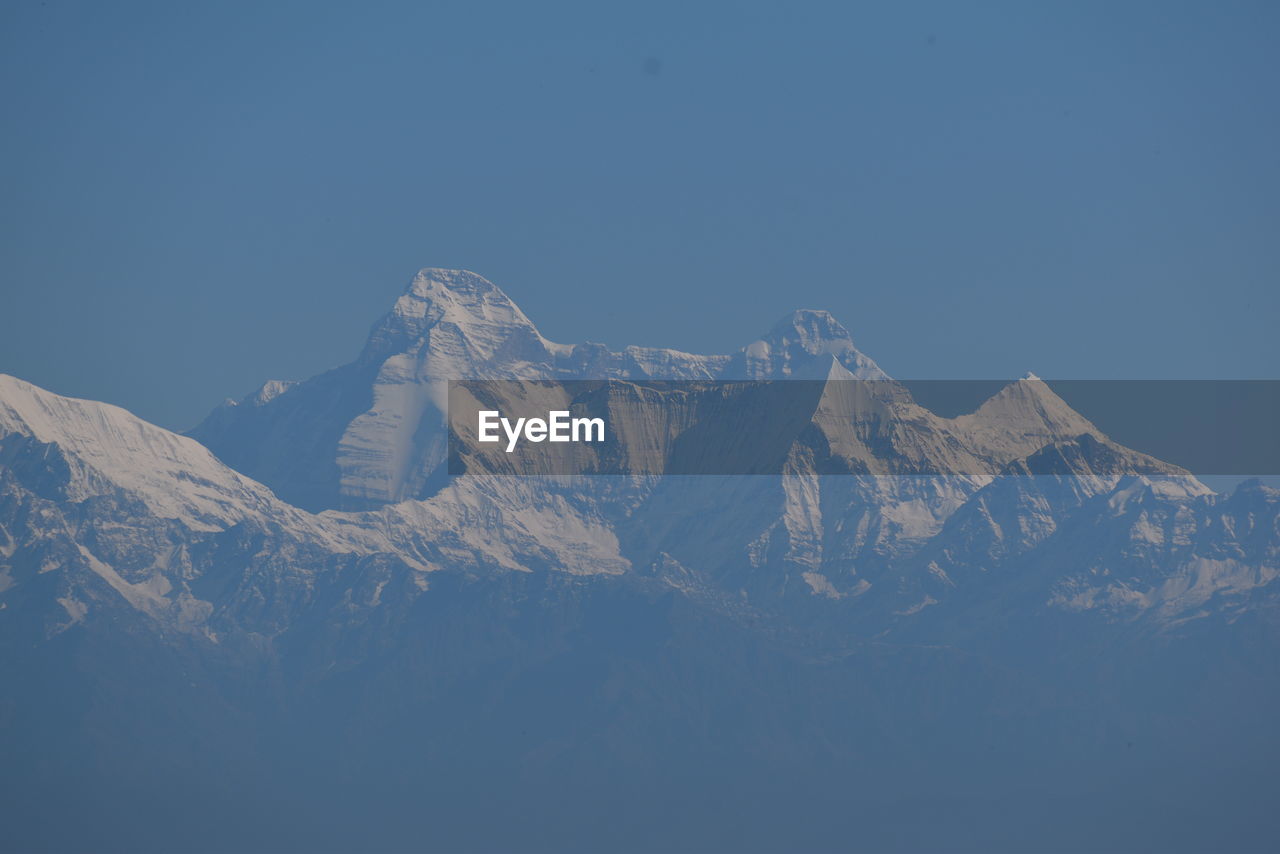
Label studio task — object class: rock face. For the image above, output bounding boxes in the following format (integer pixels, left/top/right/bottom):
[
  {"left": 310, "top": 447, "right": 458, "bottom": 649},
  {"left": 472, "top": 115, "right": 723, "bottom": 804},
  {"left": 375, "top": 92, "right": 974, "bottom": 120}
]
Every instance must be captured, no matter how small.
[{"left": 3, "top": 268, "right": 1279, "bottom": 853}]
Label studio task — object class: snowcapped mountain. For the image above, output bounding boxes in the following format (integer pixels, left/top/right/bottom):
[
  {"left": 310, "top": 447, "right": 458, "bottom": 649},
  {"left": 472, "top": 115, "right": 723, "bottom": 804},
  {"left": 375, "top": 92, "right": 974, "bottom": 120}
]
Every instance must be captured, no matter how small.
[
  {"left": 5, "top": 267, "right": 1272, "bottom": 640},
  {"left": 2, "top": 268, "right": 1278, "bottom": 853},
  {"left": 190, "top": 268, "right": 885, "bottom": 510},
  {"left": 182, "top": 268, "right": 1254, "bottom": 621},
  {"left": 0, "top": 266, "right": 1269, "bottom": 672}
]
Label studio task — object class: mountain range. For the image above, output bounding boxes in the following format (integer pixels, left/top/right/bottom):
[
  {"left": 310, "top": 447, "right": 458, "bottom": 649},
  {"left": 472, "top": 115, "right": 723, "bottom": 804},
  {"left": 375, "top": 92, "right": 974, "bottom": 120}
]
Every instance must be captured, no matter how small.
[{"left": 1, "top": 268, "right": 1277, "bottom": 853}]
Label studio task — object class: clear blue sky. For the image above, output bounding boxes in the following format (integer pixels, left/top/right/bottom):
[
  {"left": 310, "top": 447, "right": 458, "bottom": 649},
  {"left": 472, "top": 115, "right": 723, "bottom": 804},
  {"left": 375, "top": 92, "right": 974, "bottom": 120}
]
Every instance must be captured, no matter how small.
[{"left": 1, "top": 0, "right": 1277, "bottom": 429}]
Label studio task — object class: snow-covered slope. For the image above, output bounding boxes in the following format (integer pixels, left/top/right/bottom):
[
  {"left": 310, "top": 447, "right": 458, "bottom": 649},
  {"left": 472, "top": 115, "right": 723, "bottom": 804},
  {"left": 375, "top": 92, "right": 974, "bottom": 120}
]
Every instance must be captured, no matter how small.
[
  {"left": 191, "top": 269, "right": 885, "bottom": 509},
  {"left": 192, "top": 269, "right": 1125, "bottom": 509},
  {"left": 0, "top": 374, "right": 289, "bottom": 532},
  {"left": 4, "top": 268, "right": 1277, "bottom": 641},
  {"left": 0, "top": 375, "right": 635, "bottom": 643},
  {"left": 178, "top": 267, "right": 1277, "bottom": 628},
  {"left": 4, "top": 269, "right": 1277, "bottom": 854}
]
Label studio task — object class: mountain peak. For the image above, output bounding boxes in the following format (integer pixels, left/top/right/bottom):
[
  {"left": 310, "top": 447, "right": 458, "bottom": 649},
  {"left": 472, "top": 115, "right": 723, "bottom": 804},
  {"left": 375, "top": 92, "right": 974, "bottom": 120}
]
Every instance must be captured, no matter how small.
[
  {"left": 976, "top": 375, "right": 1080, "bottom": 421},
  {"left": 362, "top": 268, "right": 553, "bottom": 366},
  {"left": 396, "top": 268, "right": 538, "bottom": 329},
  {"left": 951, "top": 377, "right": 1105, "bottom": 466},
  {"left": 733, "top": 309, "right": 887, "bottom": 379},
  {"left": 405, "top": 267, "right": 503, "bottom": 301},
  {"left": 767, "top": 309, "right": 853, "bottom": 350}
]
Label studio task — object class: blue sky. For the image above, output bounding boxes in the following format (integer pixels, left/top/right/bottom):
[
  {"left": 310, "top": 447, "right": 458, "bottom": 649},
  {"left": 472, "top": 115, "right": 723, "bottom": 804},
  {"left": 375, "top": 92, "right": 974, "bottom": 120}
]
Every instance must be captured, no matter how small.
[{"left": 1, "top": 0, "right": 1277, "bottom": 429}]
